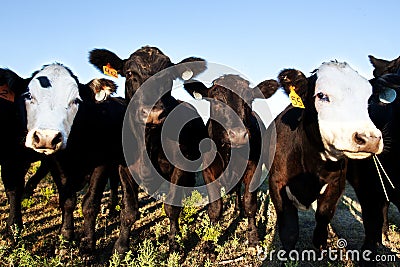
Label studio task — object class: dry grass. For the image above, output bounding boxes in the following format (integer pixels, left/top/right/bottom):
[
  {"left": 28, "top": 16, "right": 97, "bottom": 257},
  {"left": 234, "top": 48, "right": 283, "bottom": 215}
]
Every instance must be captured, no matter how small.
[{"left": 0, "top": 162, "right": 399, "bottom": 266}]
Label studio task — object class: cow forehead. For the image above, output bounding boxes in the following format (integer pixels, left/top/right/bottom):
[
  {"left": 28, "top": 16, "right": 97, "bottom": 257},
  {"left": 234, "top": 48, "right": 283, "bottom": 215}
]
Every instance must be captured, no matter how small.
[
  {"left": 315, "top": 62, "right": 372, "bottom": 98},
  {"left": 29, "top": 64, "right": 79, "bottom": 98}
]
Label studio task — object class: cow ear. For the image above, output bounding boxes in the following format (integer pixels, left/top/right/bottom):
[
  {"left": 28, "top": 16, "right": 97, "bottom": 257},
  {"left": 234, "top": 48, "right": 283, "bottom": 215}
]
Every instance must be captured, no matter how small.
[
  {"left": 0, "top": 68, "right": 30, "bottom": 97},
  {"left": 174, "top": 57, "right": 207, "bottom": 81},
  {"left": 183, "top": 80, "right": 209, "bottom": 99},
  {"left": 375, "top": 74, "right": 400, "bottom": 90},
  {"left": 79, "top": 78, "right": 118, "bottom": 103},
  {"left": 253, "top": 79, "right": 279, "bottom": 99},
  {"left": 89, "top": 49, "right": 125, "bottom": 77},
  {"left": 369, "top": 55, "right": 390, "bottom": 78},
  {"left": 278, "top": 68, "right": 308, "bottom": 96}
]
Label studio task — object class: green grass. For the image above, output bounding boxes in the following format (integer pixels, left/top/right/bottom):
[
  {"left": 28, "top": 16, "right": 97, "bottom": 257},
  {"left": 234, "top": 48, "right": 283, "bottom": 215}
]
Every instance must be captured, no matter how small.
[{"left": 0, "top": 164, "right": 399, "bottom": 266}]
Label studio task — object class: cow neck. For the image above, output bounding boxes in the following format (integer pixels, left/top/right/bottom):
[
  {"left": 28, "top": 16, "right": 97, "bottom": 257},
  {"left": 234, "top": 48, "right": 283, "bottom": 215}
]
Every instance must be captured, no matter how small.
[
  {"left": 144, "top": 124, "right": 162, "bottom": 165},
  {"left": 390, "top": 102, "right": 400, "bottom": 150},
  {"left": 207, "top": 120, "right": 231, "bottom": 163}
]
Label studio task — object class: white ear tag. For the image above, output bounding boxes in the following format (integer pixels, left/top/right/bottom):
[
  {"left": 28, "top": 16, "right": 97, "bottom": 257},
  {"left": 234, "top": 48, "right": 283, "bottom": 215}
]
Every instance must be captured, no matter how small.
[
  {"left": 379, "top": 88, "right": 397, "bottom": 104},
  {"left": 95, "top": 90, "right": 107, "bottom": 102},
  {"left": 182, "top": 70, "right": 193, "bottom": 81},
  {"left": 193, "top": 91, "right": 202, "bottom": 100}
]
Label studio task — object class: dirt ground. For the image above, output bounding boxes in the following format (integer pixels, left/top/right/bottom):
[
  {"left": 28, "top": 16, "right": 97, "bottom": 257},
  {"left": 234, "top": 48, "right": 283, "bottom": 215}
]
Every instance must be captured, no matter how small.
[{"left": 0, "top": 162, "right": 399, "bottom": 266}]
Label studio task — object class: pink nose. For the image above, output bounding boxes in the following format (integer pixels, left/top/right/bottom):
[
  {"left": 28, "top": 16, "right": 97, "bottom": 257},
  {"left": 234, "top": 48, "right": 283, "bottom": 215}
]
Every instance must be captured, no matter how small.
[
  {"left": 353, "top": 131, "right": 382, "bottom": 154},
  {"left": 31, "top": 129, "right": 63, "bottom": 151}
]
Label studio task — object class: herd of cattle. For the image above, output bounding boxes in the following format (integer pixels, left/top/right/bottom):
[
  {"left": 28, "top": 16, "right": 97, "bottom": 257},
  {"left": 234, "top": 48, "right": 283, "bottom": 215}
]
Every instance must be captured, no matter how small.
[{"left": 0, "top": 46, "right": 399, "bottom": 266}]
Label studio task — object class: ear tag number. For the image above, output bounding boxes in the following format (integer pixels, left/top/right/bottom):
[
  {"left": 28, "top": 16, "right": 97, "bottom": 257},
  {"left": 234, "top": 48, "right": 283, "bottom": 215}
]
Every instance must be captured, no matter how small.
[
  {"left": 0, "top": 84, "right": 15, "bottom": 102},
  {"left": 103, "top": 63, "right": 118, "bottom": 78},
  {"left": 289, "top": 86, "right": 305, "bottom": 108}
]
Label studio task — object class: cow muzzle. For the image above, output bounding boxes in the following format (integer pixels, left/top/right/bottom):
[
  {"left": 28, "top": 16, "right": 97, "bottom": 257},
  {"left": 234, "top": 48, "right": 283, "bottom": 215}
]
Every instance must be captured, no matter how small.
[
  {"left": 227, "top": 127, "right": 249, "bottom": 148},
  {"left": 141, "top": 107, "right": 166, "bottom": 125},
  {"left": 319, "top": 120, "right": 384, "bottom": 160},
  {"left": 26, "top": 129, "right": 64, "bottom": 155},
  {"left": 344, "top": 130, "right": 383, "bottom": 159}
]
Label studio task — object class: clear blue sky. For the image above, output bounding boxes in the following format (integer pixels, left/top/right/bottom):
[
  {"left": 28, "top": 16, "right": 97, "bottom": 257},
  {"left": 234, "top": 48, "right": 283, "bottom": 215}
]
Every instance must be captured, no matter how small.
[{"left": 1, "top": 0, "right": 399, "bottom": 104}]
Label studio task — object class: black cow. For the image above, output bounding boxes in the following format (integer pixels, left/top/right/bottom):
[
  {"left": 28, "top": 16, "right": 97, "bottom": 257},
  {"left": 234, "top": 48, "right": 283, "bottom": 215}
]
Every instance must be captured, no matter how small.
[
  {"left": 89, "top": 46, "right": 208, "bottom": 254},
  {"left": 0, "top": 69, "right": 47, "bottom": 241},
  {"left": 347, "top": 55, "right": 400, "bottom": 264},
  {"left": 182, "top": 74, "right": 278, "bottom": 248},
  {"left": 266, "top": 61, "right": 383, "bottom": 262},
  {"left": 1, "top": 64, "right": 125, "bottom": 256}
]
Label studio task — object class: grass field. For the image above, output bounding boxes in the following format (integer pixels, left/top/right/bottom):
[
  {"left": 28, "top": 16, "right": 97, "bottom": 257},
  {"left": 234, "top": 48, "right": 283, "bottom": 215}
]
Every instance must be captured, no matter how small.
[{"left": 0, "top": 162, "right": 399, "bottom": 266}]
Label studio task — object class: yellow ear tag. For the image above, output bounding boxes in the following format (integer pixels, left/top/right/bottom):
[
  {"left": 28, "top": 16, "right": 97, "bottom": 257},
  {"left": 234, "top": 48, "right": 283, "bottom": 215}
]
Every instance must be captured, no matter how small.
[
  {"left": 289, "top": 86, "right": 305, "bottom": 108},
  {"left": 103, "top": 63, "right": 118, "bottom": 78}
]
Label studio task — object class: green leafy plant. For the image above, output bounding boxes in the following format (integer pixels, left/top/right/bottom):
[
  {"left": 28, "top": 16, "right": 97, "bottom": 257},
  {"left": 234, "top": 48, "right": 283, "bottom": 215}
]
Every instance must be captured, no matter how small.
[
  {"left": 133, "top": 239, "right": 159, "bottom": 267},
  {"left": 195, "top": 216, "right": 222, "bottom": 244},
  {"left": 109, "top": 250, "right": 122, "bottom": 267},
  {"left": 153, "top": 222, "right": 164, "bottom": 244},
  {"left": 40, "top": 186, "right": 54, "bottom": 204},
  {"left": 204, "top": 258, "right": 213, "bottom": 267},
  {"left": 115, "top": 204, "right": 121, "bottom": 211},
  {"left": 166, "top": 252, "right": 180, "bottom": 267},
  {"left": 180, "top": 190, "right": 203, "bottom": 224},
  {"left": 21, "top": 197, "right": 35, "bottom": 209}
]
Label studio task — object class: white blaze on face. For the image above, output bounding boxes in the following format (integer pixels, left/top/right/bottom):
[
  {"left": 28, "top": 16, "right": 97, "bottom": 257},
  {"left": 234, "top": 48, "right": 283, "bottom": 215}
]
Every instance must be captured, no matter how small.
[
  {"left": 25, "top": 64, "right": 81, "bottom": 154},
  {"left": 315, "top": 62, "right": 383, "bottom": 161}
]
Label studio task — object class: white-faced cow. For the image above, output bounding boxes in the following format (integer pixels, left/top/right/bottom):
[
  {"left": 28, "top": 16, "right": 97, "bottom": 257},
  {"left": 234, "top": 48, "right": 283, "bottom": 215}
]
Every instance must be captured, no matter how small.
[
  {"left": 89, "top": 46, "right": 208, "bottom": 254},
  {"left": 1, "top": 63, "right": 124, "bottom": 257},
  {"left": 182, "top": 74, "right": 278, "bottom": 249},
  {"left": 21, "top": 72, "right": 120, "bottom": 216},
  {"left": 266, "top": 61, "right": 383, "bottom": 260},
  {"left": 347, "top": 55, "right": 400, "bottom": 265}
]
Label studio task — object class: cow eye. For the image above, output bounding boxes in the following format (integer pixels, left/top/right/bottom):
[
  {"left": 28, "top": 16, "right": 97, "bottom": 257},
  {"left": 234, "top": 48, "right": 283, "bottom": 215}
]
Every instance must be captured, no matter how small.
[
  {"left": 316, "top": 92, "right": 330, "bottom": 102},
  {"left": 69, "top": 98, "right": 81, "bottom": 106},
  {"left": 126, "top": 71, "right": 132, "bottom": 78},
  {"left": 23, "top": 92, "right": 36, "bottom": 104},
  {"left": 22, "top": 92, "right": 32, "bottom": 100}
]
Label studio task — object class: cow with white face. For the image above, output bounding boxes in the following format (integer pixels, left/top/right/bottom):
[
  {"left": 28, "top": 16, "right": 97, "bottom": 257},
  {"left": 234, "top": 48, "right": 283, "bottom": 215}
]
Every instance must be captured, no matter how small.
[
  {"left": 265, "top": 61, "right": 383, "bottom": 259},
  {"left": 314, "top": 62, "right": 383, "bottom": 160},
  {"left": 1, "top": 63, "right": 124, "bottom": 256},
  {"left": 24, "top": 64, "right": 81, "bottom": 154}
]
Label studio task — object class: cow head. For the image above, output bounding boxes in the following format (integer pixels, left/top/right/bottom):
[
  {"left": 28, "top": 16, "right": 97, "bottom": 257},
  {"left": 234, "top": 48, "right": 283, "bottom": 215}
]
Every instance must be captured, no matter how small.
[
  {"left": 183, "top": 74, "right": 278, "bottom": 147},
  {"left": 89, "top": 46, "right": 206, "bottom": 126},
  {"left": 0, "top": 64, "right": 117, "bottom": 155},
  {"left": 369, "top": 55, "right": 400, "bottom": 77},
  {"left": 368, "top": 55, "right": 400, "bottom": 153},
  {"left": 278, "top": 61, "right": 383, "bottom": 160}
]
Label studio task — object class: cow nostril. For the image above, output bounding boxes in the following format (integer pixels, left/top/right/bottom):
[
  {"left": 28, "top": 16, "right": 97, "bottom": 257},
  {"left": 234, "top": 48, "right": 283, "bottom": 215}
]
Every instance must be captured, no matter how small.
[
  {"left": 354, "top": 132, "right": 367, "bottom": 146},
  {"left": 33, "top": 131, "right": 40, "bottom": 145},
  {"left": 51, "top": 132, "right": 63, "bottom": 148}
]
